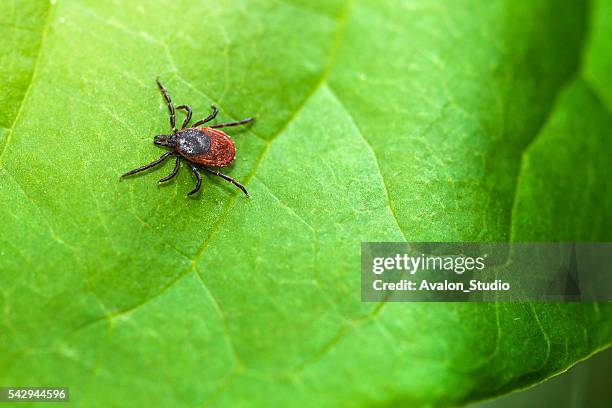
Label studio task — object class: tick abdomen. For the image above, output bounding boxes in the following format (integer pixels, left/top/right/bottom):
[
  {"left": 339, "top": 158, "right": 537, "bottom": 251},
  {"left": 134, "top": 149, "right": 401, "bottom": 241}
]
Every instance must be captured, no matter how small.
[{"left": 176, "top": 127, "right": 236, "bottom": 167}]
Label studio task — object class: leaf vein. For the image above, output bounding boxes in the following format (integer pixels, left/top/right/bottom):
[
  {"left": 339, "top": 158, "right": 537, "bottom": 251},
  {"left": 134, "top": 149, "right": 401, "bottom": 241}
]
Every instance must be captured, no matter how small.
[{"left": 0, "top": 4, "right": 53, "bottom": 163}]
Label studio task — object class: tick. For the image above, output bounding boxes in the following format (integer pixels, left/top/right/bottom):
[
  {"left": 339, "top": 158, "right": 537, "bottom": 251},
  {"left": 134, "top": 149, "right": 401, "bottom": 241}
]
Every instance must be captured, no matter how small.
[{"left": 121, "top": 79, "right": 254, "bottom": 197}]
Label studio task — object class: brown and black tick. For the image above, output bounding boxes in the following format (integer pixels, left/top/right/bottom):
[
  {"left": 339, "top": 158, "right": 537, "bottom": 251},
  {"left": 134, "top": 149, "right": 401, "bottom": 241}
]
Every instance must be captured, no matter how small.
[{"left": 121, "top": 79, "right": 254, "bottom": 197}]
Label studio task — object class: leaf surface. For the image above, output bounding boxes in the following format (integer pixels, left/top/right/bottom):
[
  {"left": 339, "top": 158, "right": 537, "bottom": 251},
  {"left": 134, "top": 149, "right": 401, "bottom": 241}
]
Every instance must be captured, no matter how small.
[{"left": 1, "top": 0, "right": 611, "bottom": 406}]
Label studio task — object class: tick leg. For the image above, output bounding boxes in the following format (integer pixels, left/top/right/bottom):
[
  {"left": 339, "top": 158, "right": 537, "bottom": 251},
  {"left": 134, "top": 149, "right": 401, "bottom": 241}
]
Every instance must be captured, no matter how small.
[
  {"left": 156, "top": 78, "right": 177, "bottom": 133},
  {"left": 158, "top": 156, "right": 181, "bottom": 183},
  {"left": 203, "top": 167, "right": 249, "bottom": 197},
  {"left": 176, "top": 105, "right": 192, "bottom": 129},
  {"left": 186, "top": 162, "right": 202, "bottom": 196},
  {"left": 210, "top": 117, "right": 255, "bottom": 129},
  {"left": 121, "top": 151, "right": 173, "bottom": 178},
  {"left": 192, "top": 105, "right": 219, "bottom": 127}
]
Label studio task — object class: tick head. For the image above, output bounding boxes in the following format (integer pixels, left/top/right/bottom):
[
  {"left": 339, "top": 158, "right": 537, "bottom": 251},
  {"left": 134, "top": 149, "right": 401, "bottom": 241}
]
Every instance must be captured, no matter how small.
[{"left": 154, "top": 134, "right": 176, "bottom": 147}]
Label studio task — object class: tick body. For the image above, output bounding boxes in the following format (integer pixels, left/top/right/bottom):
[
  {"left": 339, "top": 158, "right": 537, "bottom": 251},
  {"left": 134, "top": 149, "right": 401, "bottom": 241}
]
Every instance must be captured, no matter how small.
[
  {"left": 121, "top": 79, "right": 254, "bottom": 197},
  {"left": 172, "top": 127, "right": 235, "bottom": 167}
]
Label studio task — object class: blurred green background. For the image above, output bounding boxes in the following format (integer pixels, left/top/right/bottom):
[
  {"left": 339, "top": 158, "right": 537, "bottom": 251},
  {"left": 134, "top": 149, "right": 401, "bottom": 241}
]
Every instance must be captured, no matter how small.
[{"left": 472, "top": 347, "right": 612, "bottom": 408}]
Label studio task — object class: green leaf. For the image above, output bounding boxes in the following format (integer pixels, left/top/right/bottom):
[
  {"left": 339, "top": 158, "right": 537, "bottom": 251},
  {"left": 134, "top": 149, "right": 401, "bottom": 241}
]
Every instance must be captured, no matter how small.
[{"left": 1, "top": 0, "right": 611, "bottom": 406}]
